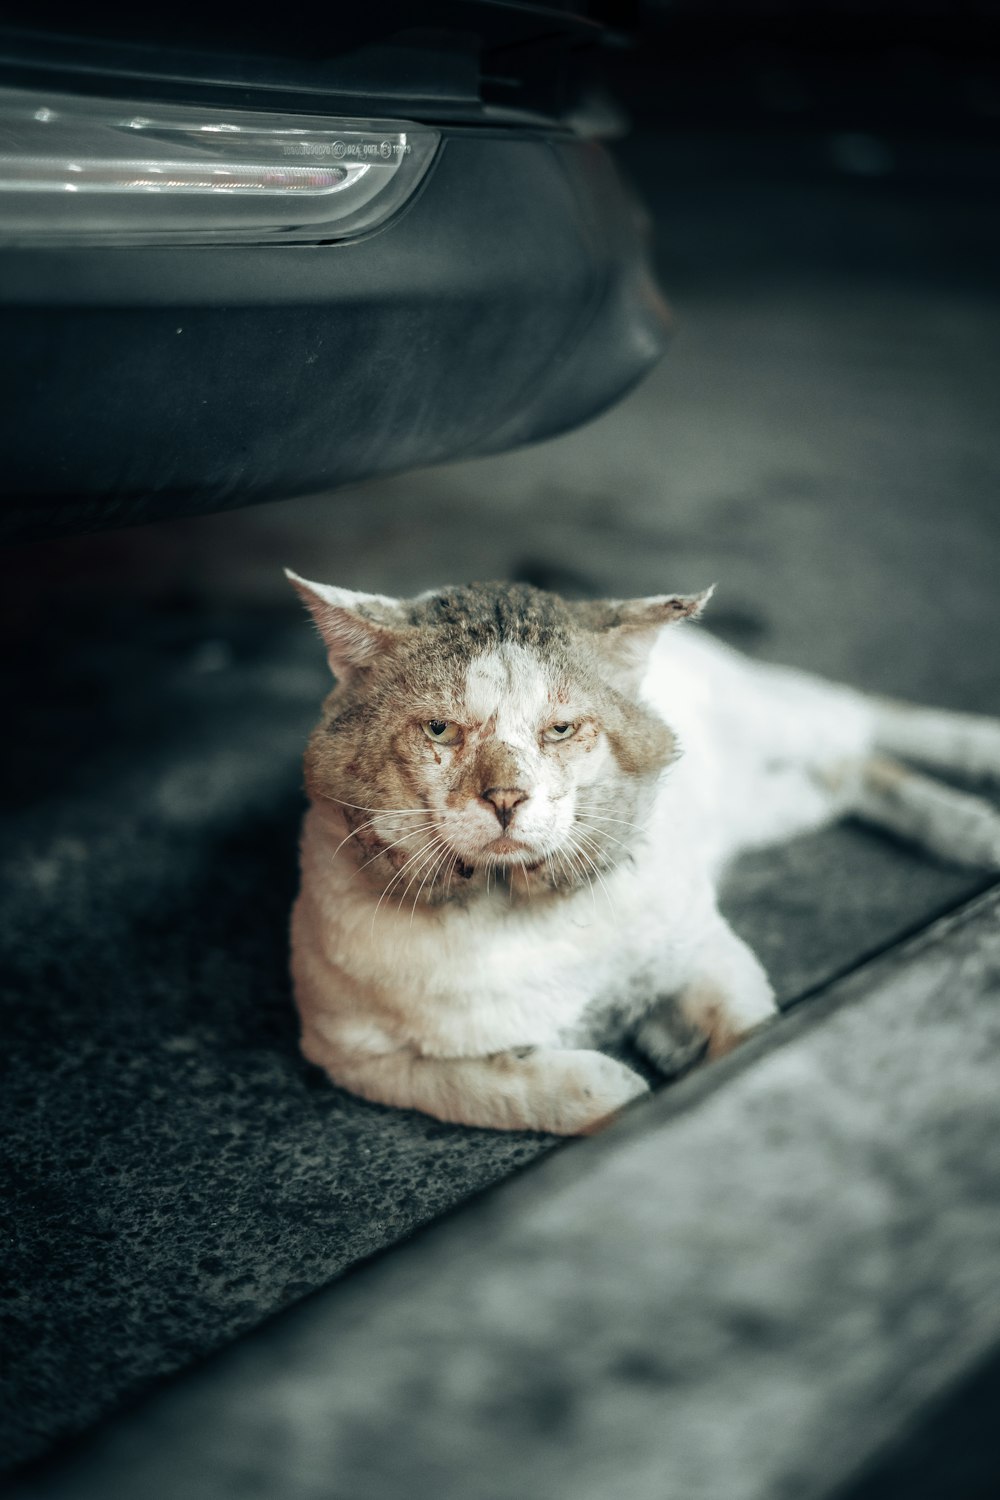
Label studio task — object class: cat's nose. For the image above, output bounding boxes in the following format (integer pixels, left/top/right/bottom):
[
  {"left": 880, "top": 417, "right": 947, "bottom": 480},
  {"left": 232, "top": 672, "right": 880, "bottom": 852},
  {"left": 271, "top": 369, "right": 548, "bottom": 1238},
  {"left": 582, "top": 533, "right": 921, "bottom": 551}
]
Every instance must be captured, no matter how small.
[{"left": 481, "top": 786, "right": 529, "bottom": 829}]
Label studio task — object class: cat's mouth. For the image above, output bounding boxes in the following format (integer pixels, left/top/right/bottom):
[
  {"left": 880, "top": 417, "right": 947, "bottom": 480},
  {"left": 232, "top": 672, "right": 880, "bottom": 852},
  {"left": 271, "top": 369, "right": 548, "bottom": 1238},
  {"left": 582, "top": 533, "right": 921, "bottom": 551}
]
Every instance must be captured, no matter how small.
[
  {"left": 452, "top": 835, "right": 541, "bottom": 875},
  {"left": 488, "top": 835, "right": 533, "bottom": 856}
]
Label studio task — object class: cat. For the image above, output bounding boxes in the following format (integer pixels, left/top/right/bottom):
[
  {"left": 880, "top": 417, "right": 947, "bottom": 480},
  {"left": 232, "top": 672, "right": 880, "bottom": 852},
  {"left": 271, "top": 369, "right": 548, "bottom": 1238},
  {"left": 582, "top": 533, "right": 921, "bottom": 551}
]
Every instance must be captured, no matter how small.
[{"left": 286, "top": 572, "right": 1000, "bottom": 1135}]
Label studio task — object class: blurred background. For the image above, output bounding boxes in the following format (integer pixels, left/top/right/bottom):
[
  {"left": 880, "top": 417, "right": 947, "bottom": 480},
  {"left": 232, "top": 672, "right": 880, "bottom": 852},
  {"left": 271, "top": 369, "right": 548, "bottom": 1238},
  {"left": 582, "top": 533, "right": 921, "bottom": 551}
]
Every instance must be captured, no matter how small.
[{"left": 2, "top": 1, "right": 999, "bottom": 1493}]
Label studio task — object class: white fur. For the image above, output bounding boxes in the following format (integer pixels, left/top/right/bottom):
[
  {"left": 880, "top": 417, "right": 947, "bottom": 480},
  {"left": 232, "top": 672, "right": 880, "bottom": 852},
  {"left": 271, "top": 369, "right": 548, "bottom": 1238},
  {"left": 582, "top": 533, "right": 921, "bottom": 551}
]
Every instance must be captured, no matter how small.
[
  {"left": 438, "top": 644, "right": 586, "bottom": 862},
  {"left": 292, "top": 623, "right": 1000, "bottom": 1134}
]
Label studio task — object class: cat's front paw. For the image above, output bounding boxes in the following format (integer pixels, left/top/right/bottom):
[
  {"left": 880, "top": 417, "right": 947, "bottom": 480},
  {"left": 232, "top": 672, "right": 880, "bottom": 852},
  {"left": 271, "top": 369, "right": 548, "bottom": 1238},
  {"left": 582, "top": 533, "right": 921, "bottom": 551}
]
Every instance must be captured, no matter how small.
[{"left": 537, "top": 1050, "right": 649, "bottom": 1135}]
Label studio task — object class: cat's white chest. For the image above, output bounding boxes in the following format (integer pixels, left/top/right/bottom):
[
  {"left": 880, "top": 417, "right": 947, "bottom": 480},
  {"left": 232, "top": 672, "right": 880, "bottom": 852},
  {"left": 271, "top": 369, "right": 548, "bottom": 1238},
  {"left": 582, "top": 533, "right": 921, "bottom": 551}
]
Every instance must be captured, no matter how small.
[{"left": 296, "top": 792, "right": 718, "bottom": 1059}]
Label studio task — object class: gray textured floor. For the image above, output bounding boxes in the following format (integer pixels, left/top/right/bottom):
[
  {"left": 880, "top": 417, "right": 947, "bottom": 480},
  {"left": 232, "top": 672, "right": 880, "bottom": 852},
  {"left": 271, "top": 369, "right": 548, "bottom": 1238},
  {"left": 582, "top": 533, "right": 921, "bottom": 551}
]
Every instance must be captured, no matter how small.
[
  {"left": 2, "top": 126, "right": 999, "bottom": 1475},
  {"left": 12, "top": 891, "right": 998, "bottom": 1500}
]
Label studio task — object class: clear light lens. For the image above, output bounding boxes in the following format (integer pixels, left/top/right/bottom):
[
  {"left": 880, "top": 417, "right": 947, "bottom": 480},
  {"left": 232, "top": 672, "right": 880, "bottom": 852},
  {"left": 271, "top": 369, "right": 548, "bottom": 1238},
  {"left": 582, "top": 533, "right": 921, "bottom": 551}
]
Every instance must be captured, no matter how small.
[{"left": 0, "top": 86, "right": 439, "bottom": 244}]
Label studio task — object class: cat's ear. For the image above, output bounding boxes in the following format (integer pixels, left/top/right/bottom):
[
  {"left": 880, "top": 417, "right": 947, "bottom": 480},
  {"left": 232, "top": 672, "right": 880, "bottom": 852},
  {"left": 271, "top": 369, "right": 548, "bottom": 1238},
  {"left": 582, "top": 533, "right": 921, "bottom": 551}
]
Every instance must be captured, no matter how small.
[
  {"left": 285, "top": 570, "right": 403, "bottom": 680},
  {"left": 582, "top": 587, "right": 714, "bottom": 688}
]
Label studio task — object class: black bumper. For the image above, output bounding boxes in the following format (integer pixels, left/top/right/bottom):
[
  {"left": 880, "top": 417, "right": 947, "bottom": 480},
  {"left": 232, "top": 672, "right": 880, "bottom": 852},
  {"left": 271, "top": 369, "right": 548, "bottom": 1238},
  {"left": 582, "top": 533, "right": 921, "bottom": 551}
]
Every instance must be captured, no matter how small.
[{"left": 0, "top": 128, "right": 669, "bottom": 540}]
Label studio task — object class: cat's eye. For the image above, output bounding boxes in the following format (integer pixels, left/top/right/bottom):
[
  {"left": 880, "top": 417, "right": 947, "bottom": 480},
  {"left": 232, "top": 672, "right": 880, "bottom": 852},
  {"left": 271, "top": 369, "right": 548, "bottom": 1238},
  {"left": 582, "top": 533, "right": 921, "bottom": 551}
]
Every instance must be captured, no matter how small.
[
  {"left": 422, "top": 719, "right": 461, "bottom": 745},
  {"left": 543, "top": 721, "right": 578, "bottom": 743}
]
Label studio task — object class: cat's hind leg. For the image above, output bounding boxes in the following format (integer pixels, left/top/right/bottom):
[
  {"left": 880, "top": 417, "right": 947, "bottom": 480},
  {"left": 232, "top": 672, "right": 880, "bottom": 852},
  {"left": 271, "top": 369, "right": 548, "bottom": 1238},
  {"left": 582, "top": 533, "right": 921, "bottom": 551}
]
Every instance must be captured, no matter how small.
[
  {"left": 842, "top": 754, "right": 1000, "bottom": 871},
  {"left": 871, "top": 699, "right": 1000, "bottom": 785}
]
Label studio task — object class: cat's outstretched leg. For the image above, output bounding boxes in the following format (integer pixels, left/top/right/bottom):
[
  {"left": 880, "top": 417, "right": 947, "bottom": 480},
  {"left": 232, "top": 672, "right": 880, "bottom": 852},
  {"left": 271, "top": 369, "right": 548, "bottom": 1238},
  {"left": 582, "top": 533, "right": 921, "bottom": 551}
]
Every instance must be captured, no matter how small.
[
  {"left": 301, "top": 1032, "right": 649, "bottom": 1135},
  {"left": 634, "top": 919, "right": 777, "bottom": 1077},
  {"left": 843, "top": 754, "right": 1000, "bottom": 871},
  {"left": 871, "top": 700, "right": 1000, "bottom": 785}
]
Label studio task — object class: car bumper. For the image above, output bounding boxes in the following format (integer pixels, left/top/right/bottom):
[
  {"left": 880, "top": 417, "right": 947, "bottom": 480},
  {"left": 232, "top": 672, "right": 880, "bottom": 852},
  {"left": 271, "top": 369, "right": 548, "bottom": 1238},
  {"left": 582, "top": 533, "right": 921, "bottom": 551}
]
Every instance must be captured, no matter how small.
[{"left": 0, "top": 128, "right": 670, "bottom": 540}]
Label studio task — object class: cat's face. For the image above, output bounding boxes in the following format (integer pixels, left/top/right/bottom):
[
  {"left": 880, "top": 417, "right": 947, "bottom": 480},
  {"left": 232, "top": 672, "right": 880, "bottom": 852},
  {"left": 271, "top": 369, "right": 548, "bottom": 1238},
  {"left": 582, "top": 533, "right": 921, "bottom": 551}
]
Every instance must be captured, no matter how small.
[{"left": 289, "top": 577, "right": 709, "bottom": 904}]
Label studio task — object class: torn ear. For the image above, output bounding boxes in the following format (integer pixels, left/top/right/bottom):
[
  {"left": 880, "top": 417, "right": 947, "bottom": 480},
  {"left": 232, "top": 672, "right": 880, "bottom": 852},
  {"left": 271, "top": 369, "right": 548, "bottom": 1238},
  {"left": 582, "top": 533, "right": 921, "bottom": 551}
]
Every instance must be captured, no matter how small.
[
  {"left": 285, "top": 569, "right": 403, "bottom": 680},
  {"left": 583, "top": 586, "right": 715, "bottom": 688}
]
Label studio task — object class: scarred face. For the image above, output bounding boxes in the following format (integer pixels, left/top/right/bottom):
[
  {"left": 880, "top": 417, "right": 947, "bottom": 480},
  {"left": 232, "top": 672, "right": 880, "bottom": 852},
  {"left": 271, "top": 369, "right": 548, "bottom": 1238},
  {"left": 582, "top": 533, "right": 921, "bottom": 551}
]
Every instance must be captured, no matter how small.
[
  {"left": 289, "top": 577, "right": 707, "bottom": 904},
  {"left": 409, "top": 640, "right": 621, "bottom": 872}
]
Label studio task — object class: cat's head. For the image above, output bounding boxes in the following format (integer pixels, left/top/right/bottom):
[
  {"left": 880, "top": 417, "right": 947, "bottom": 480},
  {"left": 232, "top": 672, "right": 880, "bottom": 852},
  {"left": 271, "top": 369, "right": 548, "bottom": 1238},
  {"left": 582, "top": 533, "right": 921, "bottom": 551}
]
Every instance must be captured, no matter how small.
[{"left": 288, "top": 574, "right": 711, "bottom": 903}]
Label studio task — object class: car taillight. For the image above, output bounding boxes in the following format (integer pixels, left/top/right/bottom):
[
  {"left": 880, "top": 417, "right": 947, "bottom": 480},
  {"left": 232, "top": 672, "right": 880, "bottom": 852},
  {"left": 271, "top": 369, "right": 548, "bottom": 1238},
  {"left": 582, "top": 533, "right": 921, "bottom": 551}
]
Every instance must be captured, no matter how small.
[{"left": 0, "top": 85, "right": 439, "bottom": 245}]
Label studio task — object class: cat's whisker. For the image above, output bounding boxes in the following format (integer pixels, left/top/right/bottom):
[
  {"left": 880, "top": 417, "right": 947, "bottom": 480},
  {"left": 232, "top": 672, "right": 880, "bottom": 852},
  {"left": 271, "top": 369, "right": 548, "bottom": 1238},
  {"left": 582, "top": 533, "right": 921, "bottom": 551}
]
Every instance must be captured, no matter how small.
[
  {"left": 331, "top": 812, "right": 439, "bottom": 862},
  {"left": 351, "top": 821, "right": 444, "bottom": 880},
  {"left": 578, "top": 858, "right": 611, "bottom": 912},
  {"left": 551, "top": 834, "right": 590, "bottom": 900},
  {"left": 410, "top": 837, "right": 453, "bottom": 903},
  {"left": 573, "top": 822, "right": 617, "bottom": 865},
  {"left": 568, "top": 830, "right": 617, "bottom": 918},
  {"left": 570, "top": 851, "right": 599, "bottom": 915},
  {"left": 577, "top": 815, "right": 643, "bottom": 828},
  {"left": 329, "top": 796, "right": 434, "bottom": 818},
  {"left": 395, "top": 836, "right": 448, "bottom": 914},
  {"left": 574, "top": 809, "right": 650, "bottom": 835},
  {"left": 381, "top": 841, "right": 441, "bottom": 922},
  {"left": 550, "top": 843, "right": 575, "bottom": 894},
  {"left": 401, "top": 846, "right": 434, "bottom": 912},
  {"left": 331, "top": 816, "right": 382, "bottom": 860},
  {"left": 558, "top": 838, "right": 597, "bottom": 914},
  {"left": 406, "top": 852, "right": 436, "bottom": 923},
  {"left": 372, "top": 841, "right": 432, "bottom": 915},
  {"left": 369, "top": 834, "right": 444, "bottom": 935},
  {"left": 573, "top": 819, "right": 634, "bottom": 857},
  {"left": 552, "top": 847, "right": 577, "bottom": 902},
  {"left": 555, "top": 848, "right": 576, "bottom": 897},
  {"left": 433, "top": 842, "right": 459, "bottom": 900},
  {"left": 409, "top": 841, "right": 453, "bottom": 924}
]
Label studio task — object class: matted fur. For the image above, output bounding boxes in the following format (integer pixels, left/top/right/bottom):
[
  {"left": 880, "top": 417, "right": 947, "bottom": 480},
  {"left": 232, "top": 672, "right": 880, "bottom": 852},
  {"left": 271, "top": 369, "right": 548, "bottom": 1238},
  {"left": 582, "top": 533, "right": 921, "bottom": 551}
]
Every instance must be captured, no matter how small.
[{"left": 287, "top": 575, "right": 1000, "bottom": 1134}]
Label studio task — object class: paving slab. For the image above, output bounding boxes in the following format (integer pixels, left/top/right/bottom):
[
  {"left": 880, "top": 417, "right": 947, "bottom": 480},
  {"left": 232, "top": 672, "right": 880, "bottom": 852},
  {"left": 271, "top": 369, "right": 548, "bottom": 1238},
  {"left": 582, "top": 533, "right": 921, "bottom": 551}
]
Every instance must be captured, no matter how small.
[{"left": 9, "top": 888, "right": 1000, "bottom": 1500}]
